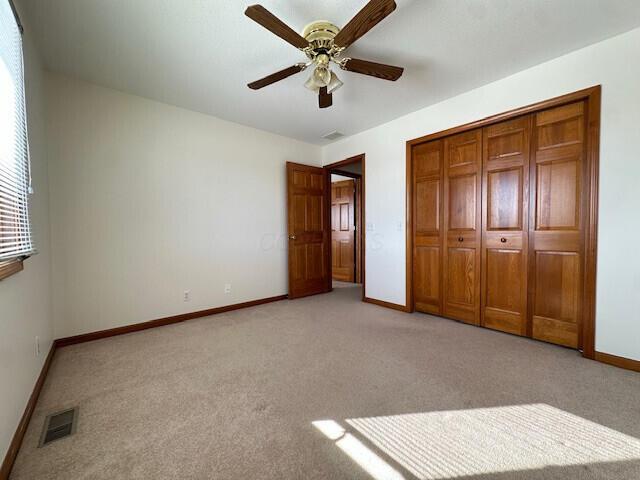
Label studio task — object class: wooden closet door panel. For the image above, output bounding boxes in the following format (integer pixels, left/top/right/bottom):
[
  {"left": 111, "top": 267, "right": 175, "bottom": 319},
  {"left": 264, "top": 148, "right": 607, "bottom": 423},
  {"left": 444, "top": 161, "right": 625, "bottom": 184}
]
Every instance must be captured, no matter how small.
[
  {"left": 415, "top": 246, "right": 440, "bottom": 311},
  {"left": 481, "top": 116, "right": 531, "bottom": 336},
  {"left": 444, "top": 130, "right": 482, "bottom": 325},
  {"left": 529, "top": 101, "right": 585, "bottom": 348},
  {"left": 413, "top": 141, "right": 443, "bottom": 314}
]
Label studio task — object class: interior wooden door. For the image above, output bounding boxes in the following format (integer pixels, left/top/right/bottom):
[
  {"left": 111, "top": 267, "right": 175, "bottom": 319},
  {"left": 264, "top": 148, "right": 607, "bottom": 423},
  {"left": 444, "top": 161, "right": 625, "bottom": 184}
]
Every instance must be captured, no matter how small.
[
  {"left": 481, "top": 116, "right": 531, "bottom": 336},
  {"left": 287, "top": 162, "right": 329, "bottom": 299},
  {"left": 529, "top": 101, "right": 587, "bottom": 348},
  {"left": 412, "top": 140, "right": 443, "bottom": 315},
  {"left": 331, "top": 179, "right": 355, "bottom": 282},
  {"left": 443, "top": 129, "right": 482, "bottom": 325}
]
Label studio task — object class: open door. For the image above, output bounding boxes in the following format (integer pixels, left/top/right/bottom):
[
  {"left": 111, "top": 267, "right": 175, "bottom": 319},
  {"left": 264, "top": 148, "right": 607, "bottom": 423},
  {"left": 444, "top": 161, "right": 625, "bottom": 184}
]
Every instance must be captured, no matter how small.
[
  {"left": 287, "top": 162, "right": 330, "bottom": 299},
  {"left": 331, "top": 179, "right": 356, "bottom": 282}
]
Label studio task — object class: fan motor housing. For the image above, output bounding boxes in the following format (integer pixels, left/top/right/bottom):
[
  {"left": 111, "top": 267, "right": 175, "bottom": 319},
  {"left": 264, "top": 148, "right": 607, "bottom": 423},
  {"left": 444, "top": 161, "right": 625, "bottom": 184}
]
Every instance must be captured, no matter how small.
[{"left": 302, "top": 21, "right": 340, "bottom": 51}]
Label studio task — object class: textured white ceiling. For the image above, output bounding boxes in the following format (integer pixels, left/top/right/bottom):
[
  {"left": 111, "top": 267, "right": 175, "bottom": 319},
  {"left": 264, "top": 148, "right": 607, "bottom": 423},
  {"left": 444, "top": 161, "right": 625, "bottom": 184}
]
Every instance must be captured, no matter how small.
[{"left": 18, "top": 0, "right": 640, "bottom": 144}]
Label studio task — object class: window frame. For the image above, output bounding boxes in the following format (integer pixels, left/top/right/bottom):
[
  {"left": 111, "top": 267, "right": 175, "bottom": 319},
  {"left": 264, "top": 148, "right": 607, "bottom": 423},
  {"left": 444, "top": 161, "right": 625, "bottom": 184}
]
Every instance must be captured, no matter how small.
[
  {"left": 0, "top": 0, "right": 32, "bottom": 281},
  {"left": 0, "top": 258, "right": 24, "bottom": 281}
]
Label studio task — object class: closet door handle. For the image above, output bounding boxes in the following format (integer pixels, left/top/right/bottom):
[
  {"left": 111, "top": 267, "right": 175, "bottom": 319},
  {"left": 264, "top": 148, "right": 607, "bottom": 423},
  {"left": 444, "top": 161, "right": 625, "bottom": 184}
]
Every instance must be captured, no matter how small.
[
  {"left": 458, "top": 237, "right": 464, "bottom": 242},
  {"left": 500, "top": 237, "right": 507, "bottom": 243}
]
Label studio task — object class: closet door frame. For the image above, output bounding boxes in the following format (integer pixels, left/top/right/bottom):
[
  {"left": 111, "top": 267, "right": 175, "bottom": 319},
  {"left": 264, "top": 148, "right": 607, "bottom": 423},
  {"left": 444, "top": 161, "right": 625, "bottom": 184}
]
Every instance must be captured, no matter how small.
[{"left": 405, "top": 85, "right": 600, "bottom": 359}]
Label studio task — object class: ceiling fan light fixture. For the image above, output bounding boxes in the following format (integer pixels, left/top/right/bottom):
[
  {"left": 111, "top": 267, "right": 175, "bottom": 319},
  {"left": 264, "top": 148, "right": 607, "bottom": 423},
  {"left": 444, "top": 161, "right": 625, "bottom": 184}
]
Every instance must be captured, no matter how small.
[
  {"left": 304, "top": 66, "right": 332, "bottom": 92},
  {"left": 304, "top": 74, "right": 318, "bottom": 92},
  {"left": 327, "top": 71, "right": 343, "bottom": 94},
  {"left": 316, "top": 67, "right": 331, "bottom": 85}
]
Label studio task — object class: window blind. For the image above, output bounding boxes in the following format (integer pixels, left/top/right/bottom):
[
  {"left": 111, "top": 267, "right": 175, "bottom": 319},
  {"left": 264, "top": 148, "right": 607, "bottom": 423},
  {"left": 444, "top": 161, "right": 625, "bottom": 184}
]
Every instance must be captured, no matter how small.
[{"left": 0, "top": 0, "right": 34, "bottom": 262}]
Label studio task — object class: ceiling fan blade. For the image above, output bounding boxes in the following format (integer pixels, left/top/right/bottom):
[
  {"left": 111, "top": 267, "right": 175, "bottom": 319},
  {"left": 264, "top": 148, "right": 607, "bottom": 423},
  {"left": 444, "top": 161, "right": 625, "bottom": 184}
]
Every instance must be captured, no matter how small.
[
  {"left": 319, "top": 87, "right": 333, "bottom": 108},
  {"left": 248, "top": 64, "right": 306, "bottom": 90},
  {"left": 245, "top": 5, "right": 309, "bottom": 49},
  {"left": 341, "top": 58, "right": 404, "bottom": 81},
  {"left": 333, "top": 0, "right": 397, "bottom": 49}
]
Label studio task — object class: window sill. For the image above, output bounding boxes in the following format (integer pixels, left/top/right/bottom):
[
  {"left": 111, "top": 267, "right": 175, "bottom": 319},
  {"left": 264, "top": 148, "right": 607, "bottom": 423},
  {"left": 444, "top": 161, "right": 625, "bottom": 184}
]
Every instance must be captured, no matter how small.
[{"left": 0, "top": 259, "right": 24, "bottom": 281}]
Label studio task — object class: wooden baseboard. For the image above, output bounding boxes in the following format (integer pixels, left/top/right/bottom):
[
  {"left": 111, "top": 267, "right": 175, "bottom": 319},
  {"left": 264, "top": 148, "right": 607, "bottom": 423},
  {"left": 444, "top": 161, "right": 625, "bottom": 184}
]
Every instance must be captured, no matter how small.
[
  {"left": 0, "top": 342, "right": 56, "bottom": 480},
  {"left": 56, "top": 295, "right": 288, "bottom": 347},
  {"left": 363, "top": 296, "right": 410, "bottom": 313},
  {"left": 595, "top": 351, "right": 640, "bottom": 373}
]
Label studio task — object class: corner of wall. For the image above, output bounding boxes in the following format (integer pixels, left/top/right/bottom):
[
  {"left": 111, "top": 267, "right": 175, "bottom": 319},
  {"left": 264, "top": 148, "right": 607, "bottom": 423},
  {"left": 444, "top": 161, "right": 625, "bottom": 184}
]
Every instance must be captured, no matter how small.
[{"left": 0, "top": 9, "right": 55, "bottom": 462}]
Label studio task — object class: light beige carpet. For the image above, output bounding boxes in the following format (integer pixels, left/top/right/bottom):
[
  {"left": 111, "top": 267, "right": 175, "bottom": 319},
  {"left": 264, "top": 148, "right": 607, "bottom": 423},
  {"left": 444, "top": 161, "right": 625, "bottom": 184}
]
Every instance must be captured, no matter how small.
[{"left": 10, "top": 284, "right": 640, "bottom": 479}]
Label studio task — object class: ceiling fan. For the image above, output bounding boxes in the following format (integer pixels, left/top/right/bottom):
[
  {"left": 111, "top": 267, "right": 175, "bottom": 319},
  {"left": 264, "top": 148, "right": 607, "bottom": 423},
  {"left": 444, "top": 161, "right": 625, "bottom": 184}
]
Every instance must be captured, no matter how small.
[{"left": 245, "top": 0, "right": 404, "bottom": 109}]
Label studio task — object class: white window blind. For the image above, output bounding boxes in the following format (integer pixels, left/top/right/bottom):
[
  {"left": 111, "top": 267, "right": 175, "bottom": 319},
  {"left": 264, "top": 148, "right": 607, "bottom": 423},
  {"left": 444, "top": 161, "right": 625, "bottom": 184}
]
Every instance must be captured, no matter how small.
[{"left": 0, "top": 0, "right": 34, "bottom": 262}]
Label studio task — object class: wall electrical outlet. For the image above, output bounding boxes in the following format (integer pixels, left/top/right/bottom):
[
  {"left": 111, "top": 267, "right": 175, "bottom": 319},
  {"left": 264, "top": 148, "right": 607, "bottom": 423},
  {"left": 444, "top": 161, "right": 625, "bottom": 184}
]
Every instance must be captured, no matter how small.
[
  {"left": 183, "top": 290, "right": 190, "bottom": 302},
  {"left": 35, "top": 336, "right": 40, "bottom": 357},
  {"left": 224, "top": 284, "right": 232, "bottom": 294}
]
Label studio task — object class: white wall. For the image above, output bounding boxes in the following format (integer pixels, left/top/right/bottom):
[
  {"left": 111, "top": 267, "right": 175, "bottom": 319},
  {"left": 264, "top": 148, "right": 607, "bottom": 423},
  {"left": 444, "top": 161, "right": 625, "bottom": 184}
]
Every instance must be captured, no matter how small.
[
  {"left": 322, "top": 27, "right": 640, "bottom": 361},
  {"left": 46, "top": 73, "right": 321, "bottom": 338},
  {"left": 0, "top": 33, "right": 53, "bottom": 460}
]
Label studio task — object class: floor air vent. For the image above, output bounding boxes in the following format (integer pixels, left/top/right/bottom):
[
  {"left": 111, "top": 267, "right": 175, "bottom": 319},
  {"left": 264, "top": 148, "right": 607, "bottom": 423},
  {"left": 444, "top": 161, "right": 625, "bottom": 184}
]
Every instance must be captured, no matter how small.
[{"left": 39, "top": 408, "right": 78, "bottom": 447}]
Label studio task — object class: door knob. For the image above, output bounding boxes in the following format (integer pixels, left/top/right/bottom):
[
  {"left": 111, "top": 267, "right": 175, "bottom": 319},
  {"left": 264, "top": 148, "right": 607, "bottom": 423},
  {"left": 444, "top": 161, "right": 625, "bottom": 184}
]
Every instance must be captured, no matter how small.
[
  {"left": 500, "top": 237, "right": 507, "bottom": 243},
  {"left": 458, "top": 237, "right": 464, "bottom": 242},
  {"left": 289, "top": 235, "right": 297, "bottom": 240}
]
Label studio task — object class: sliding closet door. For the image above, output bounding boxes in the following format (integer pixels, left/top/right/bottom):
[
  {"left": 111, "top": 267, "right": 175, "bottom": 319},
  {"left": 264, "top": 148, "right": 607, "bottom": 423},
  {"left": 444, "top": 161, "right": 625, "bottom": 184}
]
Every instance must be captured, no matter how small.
[
  {"left": 412, "top": 141, "right": 444, "bottom": 315},
  {"left": 481, "top": 117, "right": 531, "bottom": 336},
  {"left": 529, "top": 102, "right": 586, "bottom": 348},
  {"left": 443, "top": 130, "right": 482, "bottom": 325}
]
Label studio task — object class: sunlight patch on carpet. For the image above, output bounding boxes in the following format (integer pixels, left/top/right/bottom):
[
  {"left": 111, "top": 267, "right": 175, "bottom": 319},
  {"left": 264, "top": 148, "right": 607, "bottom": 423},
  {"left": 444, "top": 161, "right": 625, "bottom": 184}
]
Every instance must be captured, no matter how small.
[
  {"left": 313, "top": 420, "right": 406, "bottom": 480},
  {"left": 340, "top": 404, "right": 640, "bottom": 480}
]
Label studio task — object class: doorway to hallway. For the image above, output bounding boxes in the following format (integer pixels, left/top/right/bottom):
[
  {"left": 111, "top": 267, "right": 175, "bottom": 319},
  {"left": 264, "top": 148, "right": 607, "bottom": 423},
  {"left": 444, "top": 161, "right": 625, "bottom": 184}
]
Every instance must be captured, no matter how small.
[{"left": 326, "top": 155, "right": 364, "bottom": 297}]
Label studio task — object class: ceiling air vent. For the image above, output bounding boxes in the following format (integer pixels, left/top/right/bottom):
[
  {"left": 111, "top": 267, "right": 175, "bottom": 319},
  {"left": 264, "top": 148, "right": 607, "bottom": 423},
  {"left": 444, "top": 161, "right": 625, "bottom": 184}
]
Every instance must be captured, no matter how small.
[
  {"left": 39, "top": 407, "right": 78, "bottom": 447},
  {"left": 322, "top": 131, "right": 344, "bottom": 141}
]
